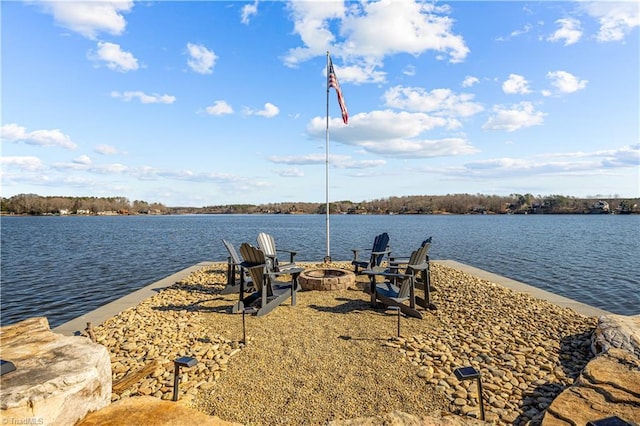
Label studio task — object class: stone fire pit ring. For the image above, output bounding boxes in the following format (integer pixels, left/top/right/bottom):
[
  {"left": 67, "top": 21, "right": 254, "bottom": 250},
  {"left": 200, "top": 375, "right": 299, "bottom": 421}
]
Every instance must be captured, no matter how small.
[{"left": 298, "top": 268, "right": 356, "bottom": 291}]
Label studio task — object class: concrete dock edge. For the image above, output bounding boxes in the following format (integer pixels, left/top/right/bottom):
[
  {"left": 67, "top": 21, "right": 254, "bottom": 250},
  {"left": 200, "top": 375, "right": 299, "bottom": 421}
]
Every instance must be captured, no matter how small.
[
  {"left": 53, "top": 261, "right": 215, "bottom": 336},
  {"left": 434, "top": 260, "right": 610, "bottom": 317}
]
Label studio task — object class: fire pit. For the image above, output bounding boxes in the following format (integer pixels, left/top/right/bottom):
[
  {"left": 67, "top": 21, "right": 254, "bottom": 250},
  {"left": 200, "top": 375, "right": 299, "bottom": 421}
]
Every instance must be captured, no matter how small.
[{"left": 298, "top": 268, "right": 356, "bottom": 291}]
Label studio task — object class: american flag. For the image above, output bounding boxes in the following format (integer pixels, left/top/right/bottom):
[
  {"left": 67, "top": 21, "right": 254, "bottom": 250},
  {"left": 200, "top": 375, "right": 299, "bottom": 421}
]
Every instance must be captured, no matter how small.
[{"left": 328, "top": 57, "right": 348, "bottom": 125}]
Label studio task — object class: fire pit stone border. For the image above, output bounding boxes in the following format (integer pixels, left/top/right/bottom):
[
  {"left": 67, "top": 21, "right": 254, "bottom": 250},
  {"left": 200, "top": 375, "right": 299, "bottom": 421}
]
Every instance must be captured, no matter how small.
[{"left": 298, "top": 268, "right": 356, "bottom": 291}]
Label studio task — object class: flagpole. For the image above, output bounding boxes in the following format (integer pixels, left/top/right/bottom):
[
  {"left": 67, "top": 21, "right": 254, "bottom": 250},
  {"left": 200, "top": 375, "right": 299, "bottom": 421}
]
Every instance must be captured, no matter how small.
[{"left": 324, "top": 51, "right": 331, "bottom": 263}]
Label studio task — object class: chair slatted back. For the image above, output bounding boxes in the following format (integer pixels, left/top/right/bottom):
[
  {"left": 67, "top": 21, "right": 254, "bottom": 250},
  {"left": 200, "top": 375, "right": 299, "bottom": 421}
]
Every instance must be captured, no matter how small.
[
  {"left": 397, "top": 244, "right": 430, "bottom": 299},
  {"left": 222, "top": 239, "right": 242, "bottom": 264},
  {"left": 370, "top": 232, "right": 390, "bottom": 268},
  {"left": 239, "top": 243, "right": 266, "bottom": 293},
  {"left": 256, "top": 232, "right": 276, "bottom": 258}
]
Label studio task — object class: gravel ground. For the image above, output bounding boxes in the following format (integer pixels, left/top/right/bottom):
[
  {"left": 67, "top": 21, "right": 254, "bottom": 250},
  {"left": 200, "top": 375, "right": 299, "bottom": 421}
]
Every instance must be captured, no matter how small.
[{"left": 192, "top": 279, "right": 451, "bottom": 425}]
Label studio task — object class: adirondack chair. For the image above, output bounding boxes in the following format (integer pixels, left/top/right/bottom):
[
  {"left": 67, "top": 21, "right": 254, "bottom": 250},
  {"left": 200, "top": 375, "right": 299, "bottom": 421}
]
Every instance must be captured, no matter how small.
[
  {"left": 256, "top": 232, "right": 297, "bottom": 272},
  {"left": 233, "top": 243, "right": 303, "bottom": 317},
  {"left": 351, "top": 232, "right": 391, "bottom": 274},
  {"left": 363, "top": 243, "right": 433, "bottom": 319},
  {"left": 388, "top": 236, "right": 433, "bottom": 292},
  {"left": 221, "top": 239, "right": 253, "bottom": 295}
]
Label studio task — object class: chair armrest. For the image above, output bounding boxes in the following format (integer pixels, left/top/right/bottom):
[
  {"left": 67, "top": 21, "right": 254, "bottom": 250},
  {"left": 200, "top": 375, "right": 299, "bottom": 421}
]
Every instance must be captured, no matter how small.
[
  {"left": 241, "top": 261, "right": 267, "bottom": 270},
  {"left": 351, "top": 248, "right": 370, "bottom": 261},
  {"left": 276, "top": 248, "right": 297, "bottom": 263},
  {"left": 371, "top": 249, "right": 391, "bottom": 256},
  {"left": 407, "top": 262, "right": 429, "bottom": 271}
]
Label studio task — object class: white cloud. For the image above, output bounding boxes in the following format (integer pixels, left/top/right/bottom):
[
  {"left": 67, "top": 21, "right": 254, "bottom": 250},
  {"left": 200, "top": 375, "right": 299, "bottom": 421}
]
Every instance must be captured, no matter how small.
[
  {"left": 462, "top": 76, "right": 479, "bottom": 88},
  {"left": 111, "top": 91, "right": 176, "bottom": 104},
  {"left": 274, "top": 168, "right": 304, "bottom": 177},
  {"left": 73, "top": 155, "right": 92, "bottom": 165},
  {"left": 402, "top": 65, "right": 416, "bottom": 76},
  {"left": 94, "top": 144, "right": 124, "bottom": 155},
  {"left": 36, "top": 0, "right": 133, "bottom": 39},
  {"left": 269, "top": 153, "right": 386, "bottom": 170},
  {"left": 1, "top": 123, "right": 78, "bottom": 149},
  {"left": 545, "top": 70, "right": 588, "bottom": 94},
  {"left": 502, "top": 74, "right": 531, "bottom": 95},
  {"left": 244, "top": 102, "right": 280, "bottom": 118},
  {"left": 205, "top": 101, "right": 234, "bottom": 116},
  {"left": 53, "top": 160, "right": 128, "bottom": 174},
  {"left": 186, "top": 43, "right": 217, "bottom": 74},
  {"left": 482, "top": 102, "right": 545, "bottom": 132},
  {"left": 89, "top": 42, "right": 138, "bottom": 72},
  {"left": 327, "top": 62, "right": 386, "bottom": 85},
  {"left": 510, "top": 23, "right": 533, "bottom": 38},
  {"left": 451, "top": 144, "right": 640, "bottom": 179},
  {"left": 283, "top": 0, "right": 468, "bottom": 68},
  {"left": 241, "top": 1, "right": 259, "bottom": 25},
  {"left": 0, "top": 156, "right": 44, "bottom": 171},
  {"left": 306, "top": 110, "right": 479, "bottom": 158},
  {"left": 547, "top": 17, "right": 583, "bottom": 46},
  {"left": 383, "top": 86, "right": 484, "bottom": 118},
  {"left": 582, "top": 2, "right": 640, "bottom": 42},
  {"left": 281, "top": 2, "right": 345, "bottom": 66}
]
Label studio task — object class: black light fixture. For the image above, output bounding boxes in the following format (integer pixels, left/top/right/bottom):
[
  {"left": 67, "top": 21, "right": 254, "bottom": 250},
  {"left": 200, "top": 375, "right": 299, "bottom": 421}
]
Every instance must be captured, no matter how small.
[
  {"left": 587, "top": 416, "right": 633, "bottom": 426},
  {"left": 454, "top": 366, "right": 485, "bottom": 421},
  {"left": 1, "top": 360, "right": 16, "bottom": 376},
  {"left": 172, "top": 356, "right": 198, "bottom": 401}
]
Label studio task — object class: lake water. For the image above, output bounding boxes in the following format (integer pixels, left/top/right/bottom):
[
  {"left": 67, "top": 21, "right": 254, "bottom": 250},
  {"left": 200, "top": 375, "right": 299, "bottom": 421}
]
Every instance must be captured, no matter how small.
[{"left": 1, "top": 214, "right": 638, "bottom": 328}]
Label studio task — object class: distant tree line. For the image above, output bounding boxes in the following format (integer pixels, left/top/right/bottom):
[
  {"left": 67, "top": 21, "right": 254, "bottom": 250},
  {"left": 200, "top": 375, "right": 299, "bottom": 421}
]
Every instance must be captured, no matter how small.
[
  {"left": 2, "top": 193, "right": 638, "bottom": 216},
  {"left": 176, "top": 193, "right": 639, "bottom": 215},
  {"left": 0, "top": 194, "right": 169, "bottom": 215}
]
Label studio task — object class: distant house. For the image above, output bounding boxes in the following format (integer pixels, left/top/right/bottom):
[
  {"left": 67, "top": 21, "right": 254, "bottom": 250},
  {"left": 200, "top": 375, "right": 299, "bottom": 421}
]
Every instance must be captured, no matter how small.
[{"left": 591, "top": 200, "right": 610, "bottom": 214}]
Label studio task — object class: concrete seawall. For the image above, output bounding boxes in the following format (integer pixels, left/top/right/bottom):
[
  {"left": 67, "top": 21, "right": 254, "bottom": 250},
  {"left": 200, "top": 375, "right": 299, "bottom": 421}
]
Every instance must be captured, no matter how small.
[{"left": 53, "top": 259, "right": 610, "bottom": 336}]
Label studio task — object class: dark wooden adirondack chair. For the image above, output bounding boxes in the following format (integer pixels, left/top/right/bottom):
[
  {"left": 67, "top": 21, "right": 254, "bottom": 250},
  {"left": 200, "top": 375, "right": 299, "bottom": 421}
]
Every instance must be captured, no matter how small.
[
  {"left": 351, "top": 232, "right": 391, "bottom": 274},
  {"left": 363, "top": 243, "right": 432, "bottom": 319},
  {"left": 234, "top": 243, "right": 302, "bottom": 317},
  {"left": 388, "top": 236, "right": 433, "bottom": 294},
  {"left": 256, "top": 232, "right": 297, "bottom": 272},
  {"left": 221, "top": 239, "right": 253, "bottom": 295}
]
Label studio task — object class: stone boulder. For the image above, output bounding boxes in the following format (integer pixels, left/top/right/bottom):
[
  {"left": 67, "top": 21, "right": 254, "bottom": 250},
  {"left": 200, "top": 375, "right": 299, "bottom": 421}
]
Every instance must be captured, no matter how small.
[
  {"left": 76, "top": 396, "right": 241, "bottom": 425},
  {"left": 591, "top": 314, "right": 640, "bottom": 357},
  {"left": 541, "top": 348, "right": 640, "bottom": 425},
  {"left": 0, "top": 317, "right": 111, "bottom": 426}
]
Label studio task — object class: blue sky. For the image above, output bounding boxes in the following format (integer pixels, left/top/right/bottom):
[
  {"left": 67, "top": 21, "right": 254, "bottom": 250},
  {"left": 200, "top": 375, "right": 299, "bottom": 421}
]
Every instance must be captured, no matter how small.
[{"left": 2, "top": 1, "right": 639, "bottom": 207}]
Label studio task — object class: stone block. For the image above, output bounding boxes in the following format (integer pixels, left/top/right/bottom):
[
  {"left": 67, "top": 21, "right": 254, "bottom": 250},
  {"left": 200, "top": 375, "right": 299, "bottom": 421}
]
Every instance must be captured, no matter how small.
[
  {"left": 1, "top": 317, "right": 111, "bottom": 426},
  {"left": 591, "top": 314, "right": 640, "bottom": 357},
  {"left": 541, "top": 348, "right": 640, "bottom": 425},
  {"left": 76, "top": 396, "right": 241, "bottom": 425}
]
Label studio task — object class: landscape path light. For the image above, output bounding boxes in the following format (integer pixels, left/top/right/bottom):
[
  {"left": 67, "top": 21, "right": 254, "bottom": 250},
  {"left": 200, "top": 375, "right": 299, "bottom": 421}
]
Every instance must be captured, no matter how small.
[
  {"left": 389, "top": 306, "right": 402, "bottom": 337},
  {"left": 453, "top": 366, "right": 485, "bottom": 421},
  {"left": 1, "top": 359, "right": 16, "bottom": 376},
  {"left": 587, "top": 416, "right": 634, "bottom": 426},
  {"left": 172, "top": 356, "right": 198, "bottom": 402}
]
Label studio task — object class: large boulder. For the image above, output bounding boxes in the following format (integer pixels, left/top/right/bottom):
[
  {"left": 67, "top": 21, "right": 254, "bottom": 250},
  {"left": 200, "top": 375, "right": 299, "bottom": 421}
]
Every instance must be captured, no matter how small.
[
  {"left": 541, "top": 347, "right": 640, "bottom": 425},
  {"left": 76, "top": 396, "right": 241, "bottom": 425},
  {"left": 0, "top": 317, "right": 111, "bottom": 426},
  {"left": 591, "top": 314, "right": 640, "bottom": 357}
]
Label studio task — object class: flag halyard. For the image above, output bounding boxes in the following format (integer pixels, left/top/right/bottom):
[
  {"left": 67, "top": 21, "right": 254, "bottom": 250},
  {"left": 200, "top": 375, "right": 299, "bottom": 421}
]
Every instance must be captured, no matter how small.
[{"left": 328, "top": 57, "right": 348, "bottom": 125}]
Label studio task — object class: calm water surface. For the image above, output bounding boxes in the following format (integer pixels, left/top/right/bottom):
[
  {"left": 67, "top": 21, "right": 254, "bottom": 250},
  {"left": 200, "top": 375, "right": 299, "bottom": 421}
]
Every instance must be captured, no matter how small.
[{"left": 1, "top": 214, "right": 638, "bottom": 327}]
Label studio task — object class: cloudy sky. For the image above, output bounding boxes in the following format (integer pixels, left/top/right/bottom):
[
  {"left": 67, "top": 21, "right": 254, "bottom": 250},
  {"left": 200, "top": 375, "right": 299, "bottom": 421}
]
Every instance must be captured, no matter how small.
[{"left": 2, "top": 1, "right": 639, "bottom": 207}]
